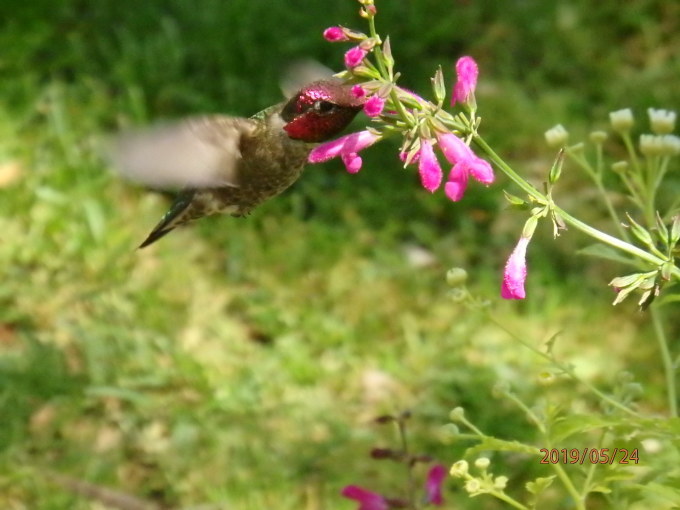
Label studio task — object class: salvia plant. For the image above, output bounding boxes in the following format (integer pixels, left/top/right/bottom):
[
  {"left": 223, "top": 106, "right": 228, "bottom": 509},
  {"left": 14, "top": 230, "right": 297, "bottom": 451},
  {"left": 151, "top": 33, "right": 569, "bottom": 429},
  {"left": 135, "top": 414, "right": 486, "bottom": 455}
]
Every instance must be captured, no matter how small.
[{"left": 320, "top": 1, "right": 680, "bottom": 509}]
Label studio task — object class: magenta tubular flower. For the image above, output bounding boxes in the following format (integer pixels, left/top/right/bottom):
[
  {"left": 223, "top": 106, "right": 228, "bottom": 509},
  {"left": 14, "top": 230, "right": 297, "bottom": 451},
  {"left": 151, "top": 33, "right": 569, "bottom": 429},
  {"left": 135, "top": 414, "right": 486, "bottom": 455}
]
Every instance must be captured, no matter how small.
[
  {"left": 308, "top": 130, "right": 381, "bottom": 173},
  {"left": 364, "top": 95, "right": 386, "bottom": 117},
  {"left": 341, "top": 486, "right": 388, "bottom": 510},
  {"left": 451, "top": 56, "right": 479, "bottom": 106},
  {"left": 501, "top": 236, "right": 530, "bottom": 299},
  {"left": 425, "top": 464, "right": 447, "bottom": 506},
  {"left": 418, "top": 139, "right": 443, "bottom": 192},
  {"left": 437, "top": 133, "right": 494, "bottom": 200},
  {"left": 323, "top": 26, "right": 349, "bottom": 42},
  {"left": 345, "top": 46, "right": 368, "bottom": 68}
]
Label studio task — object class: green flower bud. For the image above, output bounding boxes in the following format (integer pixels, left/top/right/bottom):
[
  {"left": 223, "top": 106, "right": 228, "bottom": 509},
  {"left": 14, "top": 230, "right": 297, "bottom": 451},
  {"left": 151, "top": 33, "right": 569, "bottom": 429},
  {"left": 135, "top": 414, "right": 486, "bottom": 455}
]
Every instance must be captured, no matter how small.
[
  {"left": 474, "top": 457, "right": 490, "bottom": 470},
  {"left": 609, "top": 108, "right": 634, "bottom": 133},
  {"left": 449, "top": 406, "right": 466, "bottom": 421},
  {"left": 544, "top": 124, "right": 569, "bottom": 148},
  {"left": 647, "top": 108, "right": 676, "bottom": 134},
  {"left": 589, "top": 130, "right": 608, "bottom": 144},
  {"left": 446, "top": 267, "right": 468, "bottom": 287},
  {"left": 494, "top": 476, "right": 509, "bottom": 490}
]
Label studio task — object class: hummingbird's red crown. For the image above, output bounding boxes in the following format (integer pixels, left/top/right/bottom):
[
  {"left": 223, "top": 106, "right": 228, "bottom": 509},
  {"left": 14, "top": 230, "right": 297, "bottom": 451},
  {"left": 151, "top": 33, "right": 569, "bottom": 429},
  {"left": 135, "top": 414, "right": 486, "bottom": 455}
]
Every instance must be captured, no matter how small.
[{"left": 282, "top": 80, "right": 364, "bottom": 143}]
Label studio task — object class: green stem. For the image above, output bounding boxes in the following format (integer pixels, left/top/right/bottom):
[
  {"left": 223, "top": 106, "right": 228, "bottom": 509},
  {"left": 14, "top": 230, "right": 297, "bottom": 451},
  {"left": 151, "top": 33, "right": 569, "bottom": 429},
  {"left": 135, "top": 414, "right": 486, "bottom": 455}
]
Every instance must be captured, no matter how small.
[
  {"left": 651, "top": 305, "right": 678, "bottom": 417},
  {"left": 484, "top": 312, "right": 643, "bottom": 418},
  {"left": 491, "top": 490, "right": 529, "bottom": 510},
  {"left": 474, "top": 136, "right": 680, "bottom": 281}
]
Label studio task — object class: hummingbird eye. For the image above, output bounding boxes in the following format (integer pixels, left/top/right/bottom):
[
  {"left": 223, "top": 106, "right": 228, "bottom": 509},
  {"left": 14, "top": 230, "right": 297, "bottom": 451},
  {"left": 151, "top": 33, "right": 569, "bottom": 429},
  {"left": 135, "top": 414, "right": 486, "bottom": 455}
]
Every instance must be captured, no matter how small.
[{"left": 313, "top": 100, "right": 336, "bottom": 114}]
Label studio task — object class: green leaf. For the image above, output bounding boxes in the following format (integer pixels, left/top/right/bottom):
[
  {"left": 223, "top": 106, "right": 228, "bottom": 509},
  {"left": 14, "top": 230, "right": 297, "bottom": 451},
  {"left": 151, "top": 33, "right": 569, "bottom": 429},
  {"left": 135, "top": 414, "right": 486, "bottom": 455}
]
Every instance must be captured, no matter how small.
[
  {"left": 578, "top": 243, "right": 635, "bottom": 265},
  {"left": 631, "top": 482, "right": 680, "bottom": 505},
  {"left": 465, "top": 436, "right": 541, "bottom": 458},
  {"left": 550, "top": 414, "right": 625, "bottom": 442},
  {"left": 526, "top": 475, "right": 555, "bottom": 495}
]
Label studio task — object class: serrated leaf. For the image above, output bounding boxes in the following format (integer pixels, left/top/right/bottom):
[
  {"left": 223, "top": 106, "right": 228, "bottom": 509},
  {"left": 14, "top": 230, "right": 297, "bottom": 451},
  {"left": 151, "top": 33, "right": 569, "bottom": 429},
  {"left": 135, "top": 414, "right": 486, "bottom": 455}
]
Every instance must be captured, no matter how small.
[
  {"left": 465, "top": 437, "right": 541, "bottom": 458},
  {"left": 631, "top": 482, "right": 680, "bottom": 504},
  {"left": 526, "top": 476, "right": 555, "bottom": 495},
  {"left": 578, "top": 243, "right": 636, "bottom": 265},
  {"left": 550, "top": 414, "right": 625, "bottom": 442}
]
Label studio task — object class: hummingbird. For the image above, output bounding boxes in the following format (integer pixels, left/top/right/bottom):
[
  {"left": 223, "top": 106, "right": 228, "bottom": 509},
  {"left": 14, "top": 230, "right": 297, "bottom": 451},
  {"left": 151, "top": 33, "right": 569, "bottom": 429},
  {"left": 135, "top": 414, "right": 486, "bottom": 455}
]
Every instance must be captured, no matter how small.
[{"left": 111, "top": 78, "right": 364, "bottom": 248}]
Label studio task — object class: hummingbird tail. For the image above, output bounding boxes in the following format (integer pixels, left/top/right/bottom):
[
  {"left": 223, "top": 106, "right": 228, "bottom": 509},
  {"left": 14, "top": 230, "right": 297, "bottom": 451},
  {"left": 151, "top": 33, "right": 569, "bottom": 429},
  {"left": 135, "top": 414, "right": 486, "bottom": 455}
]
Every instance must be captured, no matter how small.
[{"left": 139, "top": 190, "right": 196, "bottom": 248}]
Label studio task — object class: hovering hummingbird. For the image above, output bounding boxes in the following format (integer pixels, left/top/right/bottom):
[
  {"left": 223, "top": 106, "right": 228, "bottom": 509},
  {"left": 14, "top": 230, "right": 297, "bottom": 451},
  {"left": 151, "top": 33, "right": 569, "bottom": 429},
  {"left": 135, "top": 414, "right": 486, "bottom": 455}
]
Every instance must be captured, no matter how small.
[{"left": 111, "top": 77, "right": 364, "bottom": 248}]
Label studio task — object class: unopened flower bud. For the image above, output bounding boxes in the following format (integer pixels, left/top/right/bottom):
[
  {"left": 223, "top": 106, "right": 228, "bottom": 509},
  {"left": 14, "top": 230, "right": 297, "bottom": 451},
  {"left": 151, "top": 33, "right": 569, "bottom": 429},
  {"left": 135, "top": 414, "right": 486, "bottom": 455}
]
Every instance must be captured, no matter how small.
[
  {"left": 323, "top": 26, "right": 349, "bottom": 42},
  {"left": 639, "top": 134, "right": 664, "bottom": 156},
  {"left": 538, "top": 371, "right": 556, "bottom": 386},
  {"left": 544, "top": 124, "right": 569, "bottom": 148},
  {"left": 439, "top": 423, "right": 460, "bottom": 443},
  {"left": 611, "top": 161, "right": 629, "bottom": 174},
  {"left": 494, "top": 476, "right": 509, "bottom": 490},
  {"left": 661, "top": 134, "right": 680, "bottom": 155},
  {"left": 610, "top": 108, "right": 634, "bottom": 132},
  {"left": 474, "top": 457, "right": 490, "bottom": 470},
  {"left": 450, "top": 460, "right": 469, "bottom": 478},
  {"left": 492, "top": 381, "right": 511, "bottom": 398},
  {"left": 647, "top": 108, "right": 676, "bottom": 134},
  {"left": 589, "top": 130, "right": 608, "bottom": 144},
  {"left": 446, "top": 267, "right": 468, "bottom": 287},
  {"left": 449, "top": 406, "right": 465, "bottom": 421}
]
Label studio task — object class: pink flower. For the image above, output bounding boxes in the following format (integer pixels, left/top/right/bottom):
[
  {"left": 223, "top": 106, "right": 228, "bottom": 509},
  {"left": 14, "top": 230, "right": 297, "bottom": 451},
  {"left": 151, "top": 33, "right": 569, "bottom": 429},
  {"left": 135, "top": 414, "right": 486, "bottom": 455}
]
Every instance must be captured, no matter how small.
[
  {"left": 501, "top": 236, "right": 530, "bottom": 299},
  {"left": 345, "top": 46, "right": 368, "bottom": 68},
  {"left": 425, "top": 464, "right": 447, "bottom": 506},
  {"left": 418, "top": 140, "right": 443, "bottom": 192},
  {"left": 444, "top": 164, "right": 468, "bottom": 201},
  {"left": 451, "top": 56, "right": 479, "bottom": 106},
  {"left": 341, "top": 486, "right": 388, "bottom": 510},
  {"left": 308, "top": 130, "right": 381, "bottom": 173},
  {"left": 323, "top": 26, "right": 349, "bottom": 42},
  {"left": 351, "top": 85, "right": 367, "bottom": 99},
  {"left": 364, "top": 95, "right": 386, "bottom": 117},
  {"left": 437, "top": 133, "right": 494, "bottom": 201}
]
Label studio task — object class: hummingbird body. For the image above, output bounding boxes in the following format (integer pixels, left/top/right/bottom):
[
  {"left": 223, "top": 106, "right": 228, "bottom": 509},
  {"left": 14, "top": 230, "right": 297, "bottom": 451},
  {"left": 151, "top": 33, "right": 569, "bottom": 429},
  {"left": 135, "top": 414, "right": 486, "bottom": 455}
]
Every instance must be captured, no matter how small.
[{"left": 111, "top": 80, "right": 363, "bottom": 247}]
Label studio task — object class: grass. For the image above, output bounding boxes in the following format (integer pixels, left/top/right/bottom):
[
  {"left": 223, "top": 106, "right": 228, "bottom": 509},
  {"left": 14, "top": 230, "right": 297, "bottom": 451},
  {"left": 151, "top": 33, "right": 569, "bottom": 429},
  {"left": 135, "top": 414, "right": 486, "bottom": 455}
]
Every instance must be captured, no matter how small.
[{"left": 1, "top": 0, "right": 679, "bottom": 508}]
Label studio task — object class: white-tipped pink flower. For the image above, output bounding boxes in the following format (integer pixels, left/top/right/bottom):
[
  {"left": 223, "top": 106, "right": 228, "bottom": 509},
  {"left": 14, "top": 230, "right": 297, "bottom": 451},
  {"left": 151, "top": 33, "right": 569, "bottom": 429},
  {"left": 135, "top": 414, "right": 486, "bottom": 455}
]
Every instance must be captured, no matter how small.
[
  {"left": 437, "top": 133, "right": 494, "bottom": 201},
  {"left": 417, "top": 139, "right": 443, "bottom": 192},
  {"left": 308, "top": 130, "right": 381, "bottom": 174},
  {"left": 363, "top": 95, "right": 386, "bottom": 117},
  {"left": 344, "top": 46, "right": 368, "bottom": 68},
  {"left": 451, "top": 56, "right": 479, "bottom": 106},
  {"left": 501, "top": 236, "right": 530, "bottom": 299},
  {"left": 323, "top": 26, "right": 349, "bottom": 42}
]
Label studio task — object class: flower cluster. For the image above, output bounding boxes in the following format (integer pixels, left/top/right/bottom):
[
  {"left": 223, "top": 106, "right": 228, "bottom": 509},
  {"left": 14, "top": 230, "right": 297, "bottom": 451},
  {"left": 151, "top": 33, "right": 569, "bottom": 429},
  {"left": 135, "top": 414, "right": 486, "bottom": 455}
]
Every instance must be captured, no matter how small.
[{"left": 316, "top": 0, "right": 545, "bottom": 301}]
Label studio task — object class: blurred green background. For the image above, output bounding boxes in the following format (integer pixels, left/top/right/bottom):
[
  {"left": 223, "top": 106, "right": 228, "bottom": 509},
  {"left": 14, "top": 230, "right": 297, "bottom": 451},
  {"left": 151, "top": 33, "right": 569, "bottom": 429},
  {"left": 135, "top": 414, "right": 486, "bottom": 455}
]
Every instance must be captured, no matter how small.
[{"left": 0, "top": 0, "right": 678, "bottom": 508}]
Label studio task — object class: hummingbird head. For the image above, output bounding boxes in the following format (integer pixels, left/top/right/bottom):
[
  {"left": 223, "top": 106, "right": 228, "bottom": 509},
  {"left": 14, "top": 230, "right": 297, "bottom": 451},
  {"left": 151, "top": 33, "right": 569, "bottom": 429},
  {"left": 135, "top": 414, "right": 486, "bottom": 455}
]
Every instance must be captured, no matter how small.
[{"left": 281, "top": 80, "right": 364, "bottom": 143}]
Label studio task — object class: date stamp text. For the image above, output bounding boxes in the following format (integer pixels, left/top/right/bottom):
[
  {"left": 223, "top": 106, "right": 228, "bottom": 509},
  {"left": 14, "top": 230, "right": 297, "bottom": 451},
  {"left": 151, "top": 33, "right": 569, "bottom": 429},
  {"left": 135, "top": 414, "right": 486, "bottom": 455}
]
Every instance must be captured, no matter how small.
[{"left": 539, "top": 448, "right": 639, "bottom": 465}]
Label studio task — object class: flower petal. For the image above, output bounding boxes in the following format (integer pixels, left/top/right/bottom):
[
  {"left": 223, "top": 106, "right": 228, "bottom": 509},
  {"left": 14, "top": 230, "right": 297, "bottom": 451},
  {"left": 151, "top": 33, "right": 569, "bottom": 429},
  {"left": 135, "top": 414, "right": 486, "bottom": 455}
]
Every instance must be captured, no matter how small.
[
  {"left": 308, "top": 130, "right": 380, "bottom": 164},
  {"left": 469, "top": 158, "right": 494, "bottom": 184},
  {"left": 501, "top": 236, "right": 530, "bottom": 299},
  {"left": 437, "top": 133, "right": 474, "bottom": 165},
  {"left": 425, "top": 464, "right": 447, "bottom": 506},
  {"left": 418, "top": 140, "right": 443, "bottom": 192},
  {"left": 444, "top": 163, "right": 469, "bottom": 201},
  {"left": 341, "top": 486, "right": 388, "bottom": 510},
  {"left": 342, "top": 152, "right": 362, "bottom": 173}
]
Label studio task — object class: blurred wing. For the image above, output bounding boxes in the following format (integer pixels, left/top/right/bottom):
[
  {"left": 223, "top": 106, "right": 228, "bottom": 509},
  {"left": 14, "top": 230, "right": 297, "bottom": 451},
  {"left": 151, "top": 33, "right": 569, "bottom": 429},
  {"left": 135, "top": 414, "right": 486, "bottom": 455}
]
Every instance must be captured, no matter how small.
[
  {"left": 109, "top": 116, "right": 258, "bottom": 189},
  {"left": 280, "top": 60, "right": 337, "bottom": 98}
]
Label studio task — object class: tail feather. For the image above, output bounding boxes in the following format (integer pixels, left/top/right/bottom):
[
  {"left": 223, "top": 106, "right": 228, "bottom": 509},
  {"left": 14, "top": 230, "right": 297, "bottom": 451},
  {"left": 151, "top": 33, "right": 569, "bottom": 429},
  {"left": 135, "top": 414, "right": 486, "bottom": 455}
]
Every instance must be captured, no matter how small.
[{"left": 139, "top": 190, "right": 196, "bottom": 248}]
